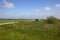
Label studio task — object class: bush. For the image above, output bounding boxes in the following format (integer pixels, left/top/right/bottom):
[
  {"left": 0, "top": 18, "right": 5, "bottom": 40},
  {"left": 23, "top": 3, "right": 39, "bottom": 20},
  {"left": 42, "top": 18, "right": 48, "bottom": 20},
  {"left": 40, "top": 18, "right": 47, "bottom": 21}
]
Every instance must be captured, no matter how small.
[
  {"left": 47, "top": 16, "right": 58, "bottom": 24},
  {"left": 35, "top": 19, "right": 39, "bottom": 22}
]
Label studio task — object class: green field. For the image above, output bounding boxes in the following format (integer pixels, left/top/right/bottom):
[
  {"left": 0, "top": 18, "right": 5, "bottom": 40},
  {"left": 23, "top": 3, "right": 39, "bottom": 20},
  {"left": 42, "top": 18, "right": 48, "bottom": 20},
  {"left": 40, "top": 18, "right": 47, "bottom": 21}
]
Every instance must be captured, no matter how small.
[{"left": 0, "top": 19, "right": 60, "bottom": 40}]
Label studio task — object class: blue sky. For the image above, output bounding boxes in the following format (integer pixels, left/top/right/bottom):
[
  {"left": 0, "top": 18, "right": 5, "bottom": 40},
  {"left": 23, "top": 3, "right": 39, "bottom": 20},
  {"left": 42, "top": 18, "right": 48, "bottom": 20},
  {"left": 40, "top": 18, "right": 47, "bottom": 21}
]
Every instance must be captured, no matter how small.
[{"left": 0, "top": 0, "right": 60, "bottom": 19}]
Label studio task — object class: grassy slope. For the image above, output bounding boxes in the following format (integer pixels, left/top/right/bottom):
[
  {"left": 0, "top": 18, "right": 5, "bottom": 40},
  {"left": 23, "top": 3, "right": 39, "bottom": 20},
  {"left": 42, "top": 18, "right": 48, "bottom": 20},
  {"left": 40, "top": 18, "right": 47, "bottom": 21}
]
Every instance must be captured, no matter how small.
[{"left": 0, "top": 20, "right": 60, "bottom": 40}]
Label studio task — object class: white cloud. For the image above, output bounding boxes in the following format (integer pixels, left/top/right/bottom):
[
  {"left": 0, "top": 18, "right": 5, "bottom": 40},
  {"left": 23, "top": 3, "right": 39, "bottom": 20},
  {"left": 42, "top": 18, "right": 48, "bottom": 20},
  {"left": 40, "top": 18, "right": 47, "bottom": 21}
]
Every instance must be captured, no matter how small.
[
  {"left": 45, "top": 7, "right": 51, "bottom": 11},
  {"left": 3, "top": 0, "right": 14, "bottom": 8},
  {"left": 56, "top": 4, "right": 60, "bottom": 8},
  {"left": 35, "top": 9, "right": 40, "bottom": 12}
]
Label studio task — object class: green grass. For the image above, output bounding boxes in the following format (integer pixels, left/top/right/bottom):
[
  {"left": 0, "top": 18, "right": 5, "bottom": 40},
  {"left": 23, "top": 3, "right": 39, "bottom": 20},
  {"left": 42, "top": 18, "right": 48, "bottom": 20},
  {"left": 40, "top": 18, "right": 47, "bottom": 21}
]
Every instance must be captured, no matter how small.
[
  {"left": 0, "top": 20, "right": 16, "bottom": 23},
  {"left": 0, "top": 20, "right": 60, "bottom": 40}
]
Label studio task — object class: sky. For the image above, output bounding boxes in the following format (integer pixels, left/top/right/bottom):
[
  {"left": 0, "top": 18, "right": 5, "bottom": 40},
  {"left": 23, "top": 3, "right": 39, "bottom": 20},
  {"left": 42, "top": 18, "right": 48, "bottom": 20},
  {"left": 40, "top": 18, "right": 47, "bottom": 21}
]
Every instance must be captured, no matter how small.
[{"left": 0, "top": 0, "right": 60, "bottom": 19}]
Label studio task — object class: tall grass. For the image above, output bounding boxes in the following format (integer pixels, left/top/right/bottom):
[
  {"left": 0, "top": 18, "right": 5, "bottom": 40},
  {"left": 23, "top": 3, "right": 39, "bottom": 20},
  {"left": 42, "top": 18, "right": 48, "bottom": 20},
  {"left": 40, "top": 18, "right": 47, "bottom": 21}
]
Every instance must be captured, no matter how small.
[{"left": 0, "top": 19, "right": 60, "bottom": 40}]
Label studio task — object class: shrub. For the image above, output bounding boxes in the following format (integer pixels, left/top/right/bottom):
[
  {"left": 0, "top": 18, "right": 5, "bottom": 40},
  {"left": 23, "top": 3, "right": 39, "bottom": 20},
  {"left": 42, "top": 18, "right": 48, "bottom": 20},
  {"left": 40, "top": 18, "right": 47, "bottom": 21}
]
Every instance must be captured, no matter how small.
[
  {"left": 35, "top": 19, "right": 39, "bottom": 22},
  {"left": 47, "top": 16, "right": 58, "bottom": 24}
]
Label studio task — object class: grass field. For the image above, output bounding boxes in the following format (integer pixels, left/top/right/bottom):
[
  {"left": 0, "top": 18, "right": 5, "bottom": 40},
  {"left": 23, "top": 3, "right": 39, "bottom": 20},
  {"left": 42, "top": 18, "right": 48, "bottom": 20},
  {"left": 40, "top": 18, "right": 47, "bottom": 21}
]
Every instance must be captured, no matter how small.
[{"left": 0, "top": 19, "right": 60, "bottom": 40}]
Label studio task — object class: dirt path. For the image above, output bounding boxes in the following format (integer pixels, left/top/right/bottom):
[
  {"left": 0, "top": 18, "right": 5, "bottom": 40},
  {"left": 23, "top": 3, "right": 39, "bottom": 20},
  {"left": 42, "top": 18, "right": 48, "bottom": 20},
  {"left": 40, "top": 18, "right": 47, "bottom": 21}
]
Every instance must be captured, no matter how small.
[{"left": 0, "top": 22, "right": 15, "bottom": 25}]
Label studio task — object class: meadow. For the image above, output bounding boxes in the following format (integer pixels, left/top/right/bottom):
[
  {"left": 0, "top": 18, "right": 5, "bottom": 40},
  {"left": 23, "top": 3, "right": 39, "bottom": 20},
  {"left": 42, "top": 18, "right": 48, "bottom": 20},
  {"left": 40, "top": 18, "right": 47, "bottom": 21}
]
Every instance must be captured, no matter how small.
[{"left": 0, "top": 17, "right": 60, "bottom": 40}]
